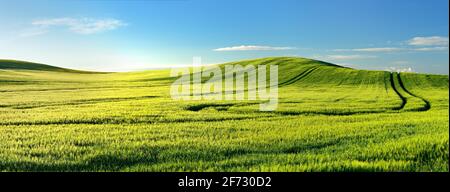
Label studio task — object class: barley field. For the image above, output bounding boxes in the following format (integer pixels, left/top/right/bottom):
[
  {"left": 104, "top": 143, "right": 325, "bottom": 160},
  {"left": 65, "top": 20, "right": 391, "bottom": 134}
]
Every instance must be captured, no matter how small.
[{"left": 0, "top": 57, "right": 448, "bottom": 171}]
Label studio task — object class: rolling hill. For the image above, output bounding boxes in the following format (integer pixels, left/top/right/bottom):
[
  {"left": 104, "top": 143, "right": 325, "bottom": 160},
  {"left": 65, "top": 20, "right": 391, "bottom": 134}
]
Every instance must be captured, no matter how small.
[
  {"left": 0, "top": 59, "right": 104, "bottom": 73},
  {"left": 0, "top": 57, "right": 448, "bottom": 171}
]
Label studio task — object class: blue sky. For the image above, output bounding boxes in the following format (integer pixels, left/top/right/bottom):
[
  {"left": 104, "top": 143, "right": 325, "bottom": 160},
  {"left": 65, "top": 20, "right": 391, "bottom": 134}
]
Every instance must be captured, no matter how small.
[{"left": 0, "top": 0, "right": 448, "bottom": 73}]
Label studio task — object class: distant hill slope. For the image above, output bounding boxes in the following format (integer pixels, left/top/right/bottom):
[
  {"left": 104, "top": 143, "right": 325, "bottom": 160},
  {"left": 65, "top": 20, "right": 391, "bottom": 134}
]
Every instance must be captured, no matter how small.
[
  {"left": 215, "top": 57, "right": 355, "bottom": 85},
  {"left": 0, "top": 59, "right": 102, "bottom": 73},
  {"left": 219, "top": 57, "right": 449, "bottom": 84},
  {"left": 1, "top": 57, "right": 447, "bottom": 85}
]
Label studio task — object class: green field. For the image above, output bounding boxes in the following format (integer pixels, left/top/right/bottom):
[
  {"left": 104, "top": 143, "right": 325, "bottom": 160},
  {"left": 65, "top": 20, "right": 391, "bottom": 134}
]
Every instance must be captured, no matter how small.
[{"left": 0, "top": 57, "right": 448, "bottom": 171}]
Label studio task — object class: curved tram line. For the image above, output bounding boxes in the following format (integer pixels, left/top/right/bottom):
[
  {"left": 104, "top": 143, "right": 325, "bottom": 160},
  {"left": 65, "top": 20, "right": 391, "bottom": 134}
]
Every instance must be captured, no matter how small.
[{"left": 389, "top": 72, "right": 431, "bottom": 111}]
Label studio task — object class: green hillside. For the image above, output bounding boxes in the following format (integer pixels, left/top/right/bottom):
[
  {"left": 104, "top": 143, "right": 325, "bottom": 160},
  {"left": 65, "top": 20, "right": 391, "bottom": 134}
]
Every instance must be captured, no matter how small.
[
  {"left": 0, "top": 57, "right": 448, "bottom": 171},
  {"left": 0, "top": 59, "right": 102, "bottom": 73}
]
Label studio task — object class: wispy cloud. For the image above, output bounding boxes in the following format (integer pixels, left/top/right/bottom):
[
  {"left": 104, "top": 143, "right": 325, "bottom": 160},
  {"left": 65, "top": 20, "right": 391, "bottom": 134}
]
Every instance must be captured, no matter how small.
[
  {"left": 334, "top": 47, "right": 403, "bottom": 52},
  {"left": 334, "top": 45, "right": 449, "bottom": 53},
  {"left": 386, "top": 66, "right": 414, "bottom": 73},
  {"left": 408, "top": 36, "right": 449, "bottom": 46},
  {"left": 413, "top": 46, "right": 449, "bottom": 51},
  {"left": 332, "top": 36, "right": 449, "bottom": 53},
  {"left": 213, "top": 45, "right": 296, "bottom": 51},
  {"left": 314, "top": 54, "right": 376, "bottom": 61},
  {"left": 31, "top": 17, "right": 126, "bottom": 35}
]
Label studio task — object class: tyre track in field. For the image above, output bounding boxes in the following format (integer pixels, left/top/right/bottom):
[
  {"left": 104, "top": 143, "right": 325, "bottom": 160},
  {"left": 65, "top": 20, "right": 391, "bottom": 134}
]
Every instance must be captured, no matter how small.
[
  {"left": 278, "top": 66, "right": 319, "bottom": 87},
  {"left": 389, "top": 72, "right": 407, "bottom": 110},
  {"left": 193, "top": 66, "right": 319, "bottom": 97},
  {"left": 389, "top": 72, "right": 431, "bottom": 111},
  {"left": 396, "top": 73, "right": 431, "bottom": 111}
]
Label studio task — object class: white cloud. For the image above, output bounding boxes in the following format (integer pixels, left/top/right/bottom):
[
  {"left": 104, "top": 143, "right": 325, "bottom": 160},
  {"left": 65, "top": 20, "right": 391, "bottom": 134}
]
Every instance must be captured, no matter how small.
[
  {"left": 386, "top": 67, "right": 414, "bottom": 73},
  {"left": 334, "top": 45, "right": 449, "bottom": 53},
  {"left": 413, "top": 46, "right": 449, "bottom": 51},
  {"left": 353, "top": 47, "right": 403, "bottom": 52},
  {"left": 213, "top": 45, "right": 296, "bottom": 51},
  {"left": 408, "top": 36, "right": 449, "bottom": 46},
  {"left": 322, "top": 54, "right": 377, "bottom": 60},
  {"left": 334, "top": 47, "right": 403, "bottom": 52},
  {"left": 32, "top": 17, "right": 126, "bottom": 34}
]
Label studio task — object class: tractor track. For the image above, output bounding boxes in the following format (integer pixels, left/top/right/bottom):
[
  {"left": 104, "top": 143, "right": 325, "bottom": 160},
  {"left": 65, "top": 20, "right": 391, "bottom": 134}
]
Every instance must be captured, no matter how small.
[
  {"left": 390, "top": 72, "right": 407, "bottom": 110},
  {"left": 397, "top": 73, "right": 431, "bottom": 111},
  {"left": 389, "top": 72, "right": 431, "bottom": 111},
  {"left": 195, "top": 66, "right": 319, "bottom": 97},
  {"left": 278, "top": 66, "right": 319, "bottom": 87}
]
